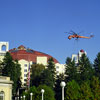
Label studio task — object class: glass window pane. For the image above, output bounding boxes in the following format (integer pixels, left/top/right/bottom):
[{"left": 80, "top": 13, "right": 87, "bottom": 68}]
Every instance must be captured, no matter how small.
[{"left": 0, "top": 91, "right": 4, "bottom": 100}]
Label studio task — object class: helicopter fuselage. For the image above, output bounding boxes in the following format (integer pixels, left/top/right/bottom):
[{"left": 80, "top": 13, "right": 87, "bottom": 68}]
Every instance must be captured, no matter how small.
[{"left": 68, "top": 34, "right": 91, "bottom": 40}]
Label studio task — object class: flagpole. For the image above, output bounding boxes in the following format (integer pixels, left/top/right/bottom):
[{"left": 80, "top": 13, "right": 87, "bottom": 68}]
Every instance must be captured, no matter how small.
[
  {"left": 28, "top": 62, "right": 30, "bottom": 89},
  {"left": 27, "top": 61, "right": 31, "bottom": 90}
]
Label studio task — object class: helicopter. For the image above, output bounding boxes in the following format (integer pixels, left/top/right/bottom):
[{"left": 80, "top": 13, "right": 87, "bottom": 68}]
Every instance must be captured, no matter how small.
[{"left": 65, "top": 31, "right": 94, "bottom": 40}]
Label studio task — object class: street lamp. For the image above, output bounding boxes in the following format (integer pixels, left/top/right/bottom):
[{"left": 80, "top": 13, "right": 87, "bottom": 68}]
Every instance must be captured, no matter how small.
[
  {"left": 41, "top": 89, "right": 45, "bottom": 100},
  {"left": 17, "top": 97, "right": 19, "bottom": 100},
  {"left": 30, "top": 93, "right": 33, "bottom": 100},
  {"left": 20, "top": 96, "right": 22, "bottom": 100},
  {"left": 60, "top": 81, "right": 66, "bottom": 100},
  {"left": 15, "top": 97, "right": 17, "bottom": 100},
  {"left": 23, "top": 95, "right": 26, "bottom": 100}
]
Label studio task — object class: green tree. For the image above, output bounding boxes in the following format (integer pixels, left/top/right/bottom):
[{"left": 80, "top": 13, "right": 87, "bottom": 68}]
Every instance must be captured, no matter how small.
[
  {"left": 22, "top": 85, "right": 55, "bottom": 100},
  {"left": 79, "top": 81, "right": 93, "bottom": 100},
  {"left": 40, "top": 68, "right": 54, "bottom": 88},
  {"left": 65, "top": 57, "right": 79, "bottom": 82},
  {"left": 30, "top": 64, "right": 45, "bottom": 87},
  {"left": 22, "top": 86, "right": 38, "bottom": 100},
  {"left": 40, "top": 58, "right": 56, "bottom": 88},
  {"left": 94, "top": 52, "right": 100, "bottom": 78},
  {"left": 0, "top": 60, "right": 3, "bottom": 75},
  {"left": 65, "top": 80, "right": 80, "bottom": 100},
  {"left": 2, "top": 52, "right": 21, "bottom": 95},
  {"left": 78, "top": 54, "right": 94, "bottom": 83},
  {"left": 37, "top": 85, "right": 55, "bottom": 100},
  {"left": 54, "top": 74, "right": 65, "bottom": 100},
  {"left": 90, "top": 76, "right": 100, "bottom": 100},
  {"left": 15, "top": 60, "right": 22, "bottom": 93},
  {"left": 47, "top": 58, "right": 56, "bottom": 81}
]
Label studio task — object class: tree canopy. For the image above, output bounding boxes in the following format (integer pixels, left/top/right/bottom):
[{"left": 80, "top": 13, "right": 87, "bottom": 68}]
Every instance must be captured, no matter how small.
[
  {"left": 54, "top": 74, "right": 65, "bottom": 100},
  {"left": 65, "top": 80, "right": 80, "bottom": 100},
  {"left": 78, "top": 54, "right": 94, "bottom": 83},
  {"left": 22, "top": 85, "right": 55, "bottom": 100},
  {"left": 2, "top": 52, "right": 21, "bottom": 95},
  {"left": 65, "top": 57, "right": 79, "bottom": 82},
  {"left": 94, "top": 52, "right": 100, "bottom": 78},
  {"left": 40, "top": 58, "right": 56, "bottom": 88},
  {"left": 30, "top": 64, "right": 45, "bottom": 87}
]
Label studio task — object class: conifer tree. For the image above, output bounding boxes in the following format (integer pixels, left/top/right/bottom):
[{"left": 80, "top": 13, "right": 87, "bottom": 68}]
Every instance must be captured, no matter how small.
[
  {"left": 65, "top": 57, "right": 79, "bottom": 82},
  {"left": 65, "top": 80, "right": 80, "bottom": 100},
  {"left": 0, "top": 61, "right": 3, "bottom": 75},
  {"left": 47, "top": 58, "right": 56, "bottom": 79},
  {"left": 78, "top": 54, "right": 93, "bottom": 82},
  {"left": 94, "top": 52, "right": 100, "bottom": 78},
  {"left": 40, "top": 58, "right": 56, "bottom": 88},
  {"left": 90, "top": 76, "right": 100, "bottom": 100},
  {"left": 79, "top": 81, "right": 93, "bottom": 100},
  {"left": 40, "top": 67, "right": 54, "bottom": 88},
  {"left": 54, "top": 74, "right": 65, "bottom": 100},
  {"left": 2, "top": 52, "right": 21, "bottom": 95},
  {"left": 30, "top": 64, "right": 45, "bottom": 87}
]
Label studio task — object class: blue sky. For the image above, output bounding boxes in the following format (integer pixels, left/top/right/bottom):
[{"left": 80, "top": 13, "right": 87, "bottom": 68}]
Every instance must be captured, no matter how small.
[{"left": 0, "top": 0, "right": 100, "bottom": 64}]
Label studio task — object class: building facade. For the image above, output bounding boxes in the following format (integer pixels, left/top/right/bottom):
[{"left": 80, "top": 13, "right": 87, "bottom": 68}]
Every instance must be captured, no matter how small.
[
  {"left": 0, "top": 76, "right": 13, "bottom": 100},
  {"left": 0, "top": 42, "right": 9, "bottom": 61},
  {"left": 9, "top": 44, "right": 65, "bottom": 86},
  {"left": 0, "top": 42, "right": 65, "bottom": 86},
  {"left": 72, "top": 49, "right": 87, "bottom": 63}
]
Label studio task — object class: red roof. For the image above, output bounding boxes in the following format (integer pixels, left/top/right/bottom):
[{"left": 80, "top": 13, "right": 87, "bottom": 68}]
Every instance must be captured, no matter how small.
[{"left": 9, "top": 45, "right": 59, "bottom": 63}]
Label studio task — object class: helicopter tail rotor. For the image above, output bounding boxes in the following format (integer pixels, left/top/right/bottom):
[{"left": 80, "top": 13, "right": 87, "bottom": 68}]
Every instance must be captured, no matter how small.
[{"left": 90, "top": 35, "right": 94, "bottom": 38}]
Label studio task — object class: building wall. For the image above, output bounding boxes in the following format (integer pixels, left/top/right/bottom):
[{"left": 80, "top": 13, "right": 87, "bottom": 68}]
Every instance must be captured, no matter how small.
[
  {"left": 18, "top": 59, "right": 65, "bottom": 85},
  {"left": 37, "top": 56, "right": 47, "bottom": 65},
  {"left": 0, "top": 55, "right": 5, "bottom": 62},
  {"left": 55, "top": 63, "right": 65, "bottom": 75},
  {"left": 71, "top": 54, "right": 78, "bottom": 63},
  {"left": 0, "top": 42, "right": 9, "bottom": 61},
  {"left": 18, "top": 60, "right": 32, "bottom": 86},
  {"left": 71, "top": 50, "right": 87, "bottom": 64},
  {"left": 0, "top": 42, "right": 9, "bottom": 52},
  {"left": 18, "top": 59, "right": 65, "bottom": 86},
  {"left": 0, "top": 76, "right": 13, "bottom": 100}
]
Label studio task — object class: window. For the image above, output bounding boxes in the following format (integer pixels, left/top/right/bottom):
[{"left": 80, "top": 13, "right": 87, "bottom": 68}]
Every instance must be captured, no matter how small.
[
  {"left": 24, "top": 64, "right": 27, "bottom": 67},
  {"left": 0, "top": 53, "right": 5, "bottom": 56},
  {"left": 32, "top": 62, "right": 36, "bottom": 64},
  {"left": 0, "top": 91, "right": 4, "bottom": 100},
  {"left": 24, "top": 79, "right": 27, "bottom": 82},
  {"left": 24, "top": 74, "right": 27, "bottom": 77},
  {"left": 56, "top": 71, "right": 59, "bottom": 73},
  {"left": 24, "top": 69, "right": 27, "bottom": 72},
  {"left": 2, "top": 45, "right": 6, "bottom": 51},
  {"left": 56, "top": 66, "right": 59, "bottom": 69}
]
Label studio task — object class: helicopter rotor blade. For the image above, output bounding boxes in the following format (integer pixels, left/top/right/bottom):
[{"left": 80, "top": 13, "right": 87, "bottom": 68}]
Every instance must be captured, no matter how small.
[
  {"left": 70, "top": 30, "right": 75, "bottom": 33},
  {"left": 70, "top": 30, "right": 77, "bottom": 35},
  {"left": 78, "top": 31, "right": 84, "bottom": 35},
  {"left": 64, "top": 32, "right": 73, "bottom": 35}
]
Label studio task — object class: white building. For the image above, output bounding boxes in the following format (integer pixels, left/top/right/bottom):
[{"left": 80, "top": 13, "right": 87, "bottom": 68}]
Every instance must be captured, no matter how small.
[
  {"left": 0, "top": 76, "right": 13, "bottom": 100},
  {"left": 55, "top": 63, "right": 65, "bottom": 75},
  {"left": 72, "top": 49, "right": 87, "bottom": 63},
  {"left": 0, "top": 42, "right": 65, "bottom": 86},
  {"left": 0, "top": 42, "right": 9, "bottom": 61}
]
